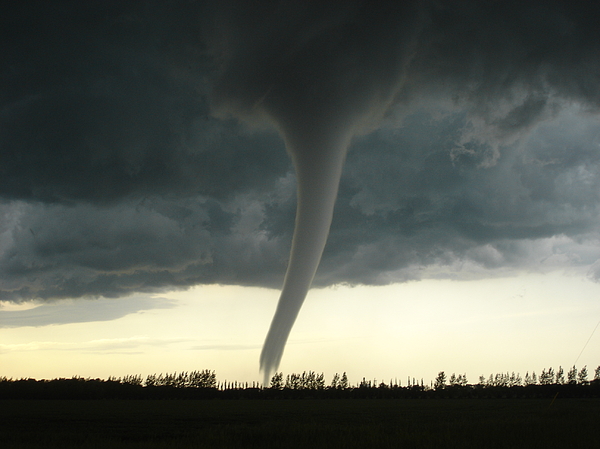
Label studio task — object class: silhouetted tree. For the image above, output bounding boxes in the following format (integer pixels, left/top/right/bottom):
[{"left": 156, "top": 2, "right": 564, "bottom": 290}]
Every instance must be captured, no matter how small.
[
  {"left": 285, "top": 373, "right": 299, "bottom": 389},
  {"left": 122, "top": 374, "right": 142, "bottom": 386},
  {"left": 540, "top": 368, "right": 555, "bottom": 385},
  {"left": 578, "top": 366, "right": 588, "bottom": 385},
  {"left": 270, "top": 372, "right": 283, "bottom": 389},
  {"left": 508, "top": 372, "right": 522, "bottom": 387},
  {"left": 145, "top": 374, "right": 157, "bottom": 387},
  {"left": 494, "top": 373, "right": 508, "bottom": 387},
  {"left": 339, "top": 372, "right": 349, "bottom": 390},
  {"left": 556, "top": 366, "right": 565, "bottom": 384},
  {"left": 330, "top": 373, "right": 340, "bottom": 389},
  {"left": 548, "top": 367, "right": 555, "bottom": 384},
  {"left": 175, "top": 372, "right": 187, "bottom": 388},
  {"left": 567, "top": 366, "right": 578, "bottom": 384},
  {"left": 302, "top": 371, "right": 325, "bottom": 390},
  {"left": 434, "top": 371, "right": 446, "bottom": 390},
  {"left": 449, "top": 373, "right": 467, "bottom": 387},
  {"left": 540, "top": 369, "right": 549, "bottom": 385},
  {"left": 359, "top": 378, "right": 372, "bottom": 388}
]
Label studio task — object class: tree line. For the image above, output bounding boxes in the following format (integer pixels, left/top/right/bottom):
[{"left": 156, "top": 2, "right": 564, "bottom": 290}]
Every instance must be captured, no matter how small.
[
  {"left": 434, "top": 365, "right": 597, "bottom": 390},
  {"left": 1, "top": 366, "right": 599, "bottom": 400}
]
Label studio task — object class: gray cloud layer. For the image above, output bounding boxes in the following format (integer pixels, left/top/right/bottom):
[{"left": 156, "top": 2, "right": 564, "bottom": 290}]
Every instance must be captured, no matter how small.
[
  {"left": 0, "top": 295, "right": 176, "bottom": 328},
  {"left": 2, "top": 1, "right": 600, "bottom": 302}
]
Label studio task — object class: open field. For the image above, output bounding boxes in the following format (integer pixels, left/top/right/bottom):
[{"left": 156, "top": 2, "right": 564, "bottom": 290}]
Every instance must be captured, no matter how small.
[{"left": 1, "top": 398, "right": 598, "bottom": 448}]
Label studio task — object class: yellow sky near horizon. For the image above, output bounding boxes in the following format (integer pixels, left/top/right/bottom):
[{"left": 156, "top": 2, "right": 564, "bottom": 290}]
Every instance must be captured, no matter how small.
[{"left": 1, "top": 272, "right": 599, "bottom": 386}]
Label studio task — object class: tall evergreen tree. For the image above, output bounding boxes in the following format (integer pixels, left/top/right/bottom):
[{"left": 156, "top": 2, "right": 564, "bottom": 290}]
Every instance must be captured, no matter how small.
[
  {"left": 578, "top": 366, "right": 588, "bottom": 385},
  {"left": 330, "top": 373, "right": 340, "bottom": 389},
  {"left": 567, "top": 366, "right": 578, "bottom": 384},
  {"left": 556, "top": 366, "right": 565, "bottom": 384},
  {"left": 339, "top": 372, "right": 349, "bottom": 390}
]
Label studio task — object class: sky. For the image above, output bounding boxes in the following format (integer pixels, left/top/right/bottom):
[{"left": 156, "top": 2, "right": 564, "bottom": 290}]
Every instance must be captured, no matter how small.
[{"left": 1, "top": 1, "right": 600, "bottom": 385}]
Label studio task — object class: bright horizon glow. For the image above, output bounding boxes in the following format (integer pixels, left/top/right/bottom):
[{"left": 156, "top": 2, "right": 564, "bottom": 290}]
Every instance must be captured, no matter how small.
[{"left": 1, "top": 271, "right": 599, "bottom": 386}]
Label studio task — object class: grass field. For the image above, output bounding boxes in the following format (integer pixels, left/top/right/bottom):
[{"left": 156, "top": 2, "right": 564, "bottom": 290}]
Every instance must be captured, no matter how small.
[{"left": 1, "top": 398, "right": 598, "bottom": 448}]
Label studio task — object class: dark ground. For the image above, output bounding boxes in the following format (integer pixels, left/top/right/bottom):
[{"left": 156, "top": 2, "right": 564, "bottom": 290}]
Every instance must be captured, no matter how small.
[{"left": 1, "top": 398, "right": 598, "bottom": 448}]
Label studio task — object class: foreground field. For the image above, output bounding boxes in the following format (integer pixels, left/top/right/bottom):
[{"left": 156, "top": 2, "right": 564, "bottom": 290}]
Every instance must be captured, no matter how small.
[{"left": 1, "top": 398, "right": 598, "bottom": 448}]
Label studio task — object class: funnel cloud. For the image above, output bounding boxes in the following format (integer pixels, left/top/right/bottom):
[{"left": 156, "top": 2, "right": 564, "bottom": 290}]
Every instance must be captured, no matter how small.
[
  {"left": 258, "top": 130, "right": 350, "bottom": 381},
  {"left": 211, "top": 1, "right": 421, "bottom": 381}
]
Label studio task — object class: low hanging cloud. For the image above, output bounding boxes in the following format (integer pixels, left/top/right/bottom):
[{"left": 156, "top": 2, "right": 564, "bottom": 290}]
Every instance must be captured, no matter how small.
[
  {"left": 0, "top": 295, "right": 177, "bottom": 328},
  {"left": 2, "top": 1, "right": 600, "bottom": 303}
]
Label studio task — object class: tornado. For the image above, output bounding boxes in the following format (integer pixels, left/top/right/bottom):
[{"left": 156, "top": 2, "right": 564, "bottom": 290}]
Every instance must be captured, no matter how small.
[
  {"left": 209, "top": 1, "right": 420, "bottom": 385},
  {"left": 259, "top": 122, "right": 353, "bottom": 384}
]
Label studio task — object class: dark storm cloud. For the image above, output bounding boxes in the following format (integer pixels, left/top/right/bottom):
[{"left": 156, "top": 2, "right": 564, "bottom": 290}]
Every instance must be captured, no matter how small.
[
  {"left": 2, "top": 1, "right": 600, "bottom": 302},
  {"left": 0, "top": 1, "right": 290, "bottom": 203},
  {"left": 316, "top": 108, "right": 600, "bottom": 285}
]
